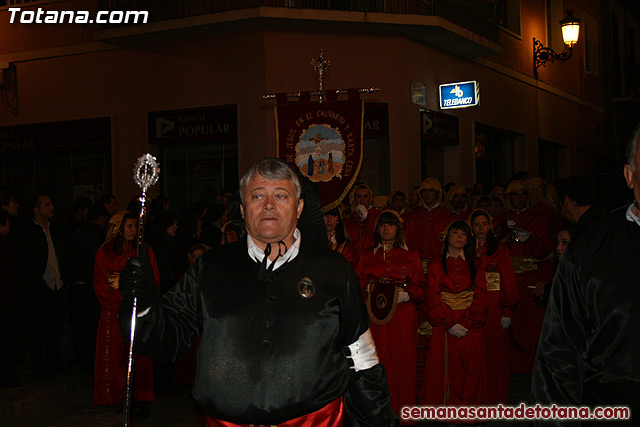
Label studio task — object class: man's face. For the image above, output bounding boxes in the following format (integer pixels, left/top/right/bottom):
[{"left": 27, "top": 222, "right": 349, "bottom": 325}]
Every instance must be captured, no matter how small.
[
  {"left": 558, "top": 196, "right": 577, "bottom": 224},
  {"left": 624, "top": 147, "right": 640, "bottom": 210},
  {"left": 355, "top": 188, "right": 371, "bottom": 207},
  {"left": 104, "top": 198, "right": 117, "bottom": 216},
  {"left": 451, "top": 193, "right": 468, "bottom": 210},
  {"left": 510, "top": 190, "right": 528, "bottom": 210},
  {"left": 36, "top": 196, "right": 55, "bottom": 220},
  {"left": 241, "top": 175, "right": 303, "bottom": 245},
  {"left": 421, "top": 188, "right": 439, "bottom": 206},
  {"left": 392, "top": 194, "right": 406, "bottom": 212}
]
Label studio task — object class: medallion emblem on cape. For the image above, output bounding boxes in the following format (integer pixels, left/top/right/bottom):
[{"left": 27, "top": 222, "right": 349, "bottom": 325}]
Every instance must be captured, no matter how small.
[{"left": 297, "top": 125, "right": 345, "bottom": 182}]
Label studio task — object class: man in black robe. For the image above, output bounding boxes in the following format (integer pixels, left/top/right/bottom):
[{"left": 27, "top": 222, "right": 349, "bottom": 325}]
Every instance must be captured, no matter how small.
[
  {"left": 555, "top": 175, "right": 606, "bottom": 244},
  {"left": 531, "top": 124, "right": 640, "bottom": 425},
  {"left": 119, "top": 158, "right": 397, "bottom": 426}
]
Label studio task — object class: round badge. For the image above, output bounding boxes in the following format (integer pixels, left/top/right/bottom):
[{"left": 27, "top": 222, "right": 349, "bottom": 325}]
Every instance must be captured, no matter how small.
[{"left": 297, "top": 277, "right": 315, "bottom": 299}]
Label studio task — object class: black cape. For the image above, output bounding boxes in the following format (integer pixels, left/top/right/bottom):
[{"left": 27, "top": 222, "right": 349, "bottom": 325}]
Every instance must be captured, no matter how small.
[
  {"left": 121, "top": 238, "right": 397, "bottom": 426},
  {"left": 532, "top": 206, "right": 640, "bottom": 425}
]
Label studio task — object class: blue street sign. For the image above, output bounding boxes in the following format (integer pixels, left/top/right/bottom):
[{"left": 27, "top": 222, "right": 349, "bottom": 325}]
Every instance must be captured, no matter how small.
[{"left": 439, "top": 81, "right": 480, "bottom": 109}]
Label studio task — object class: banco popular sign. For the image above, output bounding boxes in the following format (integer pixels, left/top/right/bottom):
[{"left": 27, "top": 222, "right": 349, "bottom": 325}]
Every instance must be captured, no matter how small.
[{"left": 439, "top": 81, "right": 479, "bottom": 110}]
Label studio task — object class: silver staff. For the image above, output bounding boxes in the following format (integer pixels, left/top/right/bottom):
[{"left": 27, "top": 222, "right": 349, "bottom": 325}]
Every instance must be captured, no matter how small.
[{"left": 124, "top": 154, "right": 160, "bottom": 426}]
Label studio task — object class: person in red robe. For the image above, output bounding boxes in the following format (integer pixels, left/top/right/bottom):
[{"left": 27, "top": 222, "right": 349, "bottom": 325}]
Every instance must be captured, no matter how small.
[
  {"left": 493, "top": 180, "right": 556, "bottom": 374},
  {"left": 404, "top": 178, "right": 455, "bottom": 400},
  {"left": 445, "top": 184, "right": 472, "bottom": 222},
  {"left": 388, "top": 190, "right": 411, "bottom": 221},
  {"left": 404, "top": 178, "right": 456, "bottom": 265},
  {"left": 421, "top": 220, "right": 487, "bottom": 416},
  {"left": 324, "top": 206, "right": 357, "bottom": 268},
  {"left": 470, "top": 209, "right": 519, "bottom": 404},
  {"left": 343, "top": 184, "right": 381, "bottom": 264},
  {"left": 356, "top": 210, "right": 426, "bottom": 422},
  {"left": 93, "top": 211, "right": 160, "bottom": 415}
]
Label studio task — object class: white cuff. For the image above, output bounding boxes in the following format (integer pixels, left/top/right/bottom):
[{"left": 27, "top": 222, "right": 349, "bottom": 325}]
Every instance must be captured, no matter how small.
[
  {"left": 347, "top": 329, "right": 379, "bottom": 372},
  {"left": 137, "top": 307, "right": 151, "bottom": 317}
]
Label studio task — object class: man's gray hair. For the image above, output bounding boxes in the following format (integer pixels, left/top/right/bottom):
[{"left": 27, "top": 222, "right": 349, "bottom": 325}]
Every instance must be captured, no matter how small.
[
  {"left": 626, "top": 122, "right": 640, "bottom": 172},
  {"left": 239, "top": 158, "right": 302, "bottom": 204}
]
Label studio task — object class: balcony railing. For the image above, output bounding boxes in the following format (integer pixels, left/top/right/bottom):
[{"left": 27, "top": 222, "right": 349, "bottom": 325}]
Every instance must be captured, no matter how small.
[{"left": 97, "top": 0, "right": 503, "bottom": 44}]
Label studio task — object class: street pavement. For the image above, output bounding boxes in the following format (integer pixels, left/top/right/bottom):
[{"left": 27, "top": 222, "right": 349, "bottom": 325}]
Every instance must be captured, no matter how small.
[
  {"left": 1, "top": 371, "right": 532, "bottom": 426},
  {"left": 0, "top": 370, "right": 204, "bottom": 426}
]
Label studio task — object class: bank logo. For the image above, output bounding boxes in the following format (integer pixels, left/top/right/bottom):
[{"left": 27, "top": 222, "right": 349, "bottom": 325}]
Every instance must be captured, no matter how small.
[
  {"left": 155, "top": 117, "right": 175, "bottom": 138},
  {"left": 450, "top": 85, "right": 464, "bottom": 98},
  {"left": 439, "top": 81, "right": 480, "bottom": 109}
]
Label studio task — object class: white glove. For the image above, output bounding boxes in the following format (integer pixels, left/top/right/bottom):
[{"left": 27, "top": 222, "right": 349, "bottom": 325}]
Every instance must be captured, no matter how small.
[
  {"left": 514, "top": 227, "right": 530, "bottom": 242},
  {"left": 398, "top": 290, "right": 410, "bottom": 303},
  {"left": 501, "top": 316, "right": 512, "bottom": 329},
  {"left": 507, "top": 219, "right": 516, "bottom": 228},
  {"left": 355, "top": 204, "right": 368, "bottom": 220},
  {"left": 448, "top": 323, "right": 468, "bottom": 338}
]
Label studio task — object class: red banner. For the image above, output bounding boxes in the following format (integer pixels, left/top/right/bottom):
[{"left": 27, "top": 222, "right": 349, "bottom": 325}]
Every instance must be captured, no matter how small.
[{"left": 276, "top": 97, "right": 363, "bottom": 210}]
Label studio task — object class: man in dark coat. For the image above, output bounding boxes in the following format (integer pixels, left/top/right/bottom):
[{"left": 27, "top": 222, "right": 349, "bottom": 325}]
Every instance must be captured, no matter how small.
[
  {"left": 119, "top": 158, "right": 398, "bottom": 426},
  {"left": 531, "top": 124, "right": 640, "bottom": 425},
  {"left": 24, "top": 194, "right": 72, "bottom": 378}
]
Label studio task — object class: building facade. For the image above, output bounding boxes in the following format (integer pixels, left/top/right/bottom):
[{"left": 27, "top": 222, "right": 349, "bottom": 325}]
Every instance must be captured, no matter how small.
[{"left": 1, "top": 0, "right": 637, "bottom": 212}]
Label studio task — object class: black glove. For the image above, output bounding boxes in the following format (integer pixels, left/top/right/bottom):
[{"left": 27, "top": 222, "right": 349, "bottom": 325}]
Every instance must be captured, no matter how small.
[{"left": 119, "top": 243, "right": 158, "bottom": 312}]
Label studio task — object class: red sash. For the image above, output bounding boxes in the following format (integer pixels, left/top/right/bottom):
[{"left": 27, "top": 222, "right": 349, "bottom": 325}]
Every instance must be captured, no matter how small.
[{"left": 205, "top": 396, "right": 343, "bottom": 427}]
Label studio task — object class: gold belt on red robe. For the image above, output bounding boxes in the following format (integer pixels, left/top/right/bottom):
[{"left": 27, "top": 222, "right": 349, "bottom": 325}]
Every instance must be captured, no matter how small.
[
  {"left": 441, "top": 290, "right": 474, "bottom": 310},
  {"left": 510, "top": 252, "right": 555, "bottom": 274}
]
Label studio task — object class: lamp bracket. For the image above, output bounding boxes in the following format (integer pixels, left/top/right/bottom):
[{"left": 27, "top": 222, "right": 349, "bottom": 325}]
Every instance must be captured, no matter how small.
[{"left": 533, "top": 38, "right": 573, "bottom": 78}]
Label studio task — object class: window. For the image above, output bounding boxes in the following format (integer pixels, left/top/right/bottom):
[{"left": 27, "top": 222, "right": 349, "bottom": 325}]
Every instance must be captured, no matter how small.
[
  {"left": 474, "top": 123, "right": 516, "bottom": 190},
  {"left": 160, "top": 142, "right": 238, "bottom": 212},
  {"left": 583, "top": 12, "right": 600, "bottom": 76},
  {"left": 501, "top": 0, "right": 521, "bottom": 36}
]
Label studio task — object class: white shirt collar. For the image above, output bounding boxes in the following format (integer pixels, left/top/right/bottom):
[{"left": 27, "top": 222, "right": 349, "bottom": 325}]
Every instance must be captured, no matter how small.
[
  {"left": 626, "top": 203, "right": 640, "bottom": 228},
  {"left": 247, "top": 228, "right": 301, "bottom": 271},
  {"left": 446, "top": 251, "right": 466, "bottom": 260},
  {"left": 422, "top": 202, "right": 440, "bottom": 211},
  {"left": 373, "top": 243, "right": 408, "bottom": 254}
]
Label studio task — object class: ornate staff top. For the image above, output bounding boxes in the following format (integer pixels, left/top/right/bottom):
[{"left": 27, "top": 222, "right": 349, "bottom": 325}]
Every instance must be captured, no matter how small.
[{"left": 133, "top": 153, "right": 160, "bottom": 193}]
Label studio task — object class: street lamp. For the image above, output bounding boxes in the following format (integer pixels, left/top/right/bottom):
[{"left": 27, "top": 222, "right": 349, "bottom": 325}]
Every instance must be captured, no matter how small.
[{"left": 533, "top": 10, "right": 581, "bottom": 78}]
